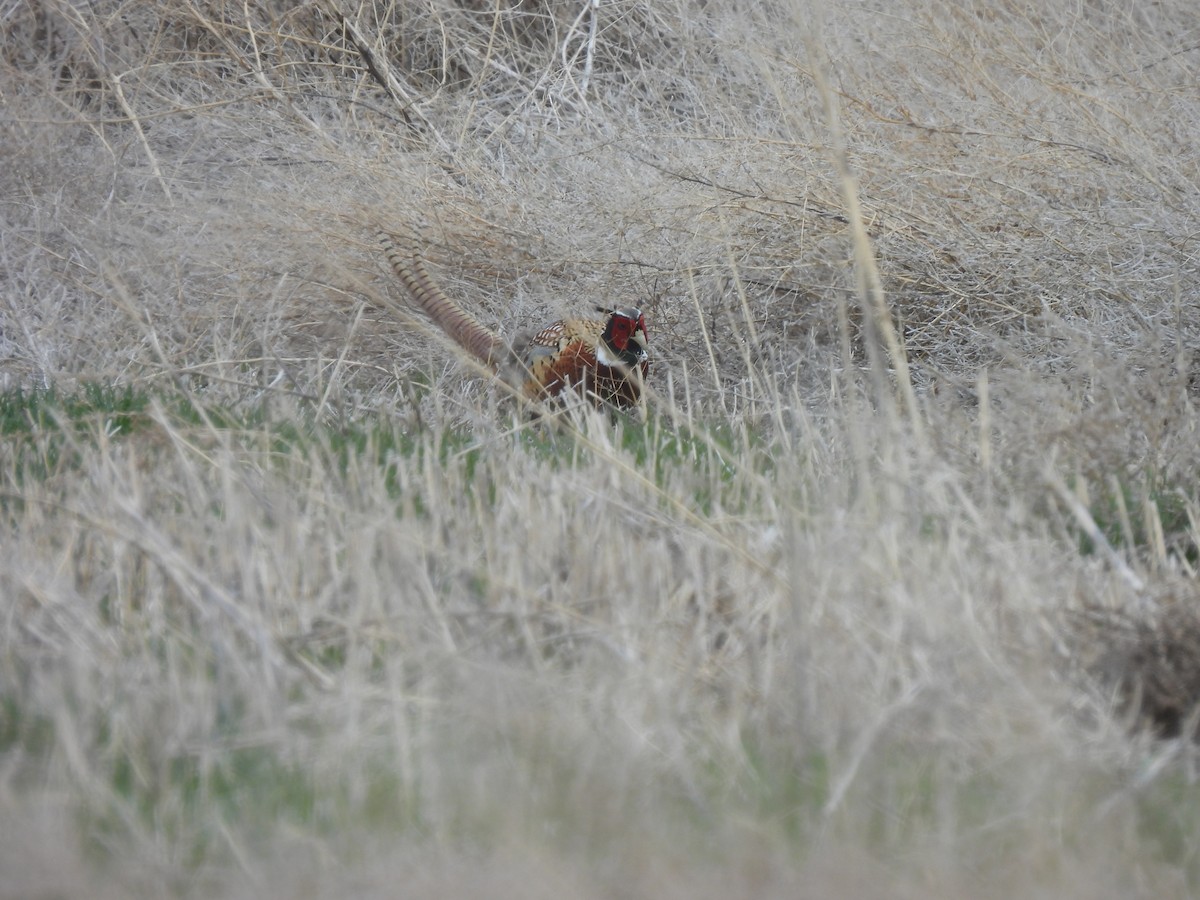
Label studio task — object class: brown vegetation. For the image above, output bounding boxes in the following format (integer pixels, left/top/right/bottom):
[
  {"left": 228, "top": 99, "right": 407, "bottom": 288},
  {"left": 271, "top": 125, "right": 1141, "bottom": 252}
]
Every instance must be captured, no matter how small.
[{"left": 2, "top": 0, "right": 1200, "bottom": 896}]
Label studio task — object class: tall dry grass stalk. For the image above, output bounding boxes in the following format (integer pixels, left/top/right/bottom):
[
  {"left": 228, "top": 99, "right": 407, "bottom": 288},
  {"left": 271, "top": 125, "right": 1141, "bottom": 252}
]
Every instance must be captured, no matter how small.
[{"left": 2, "top": 0, "right": 1200, "bottom": 896}]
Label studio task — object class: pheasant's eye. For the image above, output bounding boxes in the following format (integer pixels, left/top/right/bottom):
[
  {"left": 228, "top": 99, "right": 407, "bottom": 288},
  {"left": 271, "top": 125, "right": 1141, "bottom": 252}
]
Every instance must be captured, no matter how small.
[{"left": 610, "top": 316, "right": 632, "bottom": 348}]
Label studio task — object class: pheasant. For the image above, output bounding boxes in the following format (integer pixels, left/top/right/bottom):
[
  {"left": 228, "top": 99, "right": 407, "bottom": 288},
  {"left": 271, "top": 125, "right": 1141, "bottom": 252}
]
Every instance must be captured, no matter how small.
[{"left": 378, "top": 233, "right": 649, "bottom": 409}]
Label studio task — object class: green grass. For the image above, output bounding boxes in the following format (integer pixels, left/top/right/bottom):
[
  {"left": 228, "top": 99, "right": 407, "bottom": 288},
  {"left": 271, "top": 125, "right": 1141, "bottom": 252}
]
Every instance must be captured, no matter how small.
[
  {"left": 1068, "top": 473, "right": 1197, "bottom": 568},
  {"left": 0, "top": 384, "right": 149, "bottom": 484},
  {"left": 0, "top": 383, "right": 150, "bottom": 436},
  {"left": 1136, "top": 772, "right": 1200, "bottom": 885},
  {"left": 0, "top": 383, "right": 767, "bottom": 521}
]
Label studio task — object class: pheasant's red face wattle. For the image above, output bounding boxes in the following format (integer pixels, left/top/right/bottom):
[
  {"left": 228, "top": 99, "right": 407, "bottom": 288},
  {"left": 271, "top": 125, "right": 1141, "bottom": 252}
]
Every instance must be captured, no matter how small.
[
  {"left": 610, "top": 315, "right": 633, "bottom": 350},
  {"left": 600, "top": 307, "right": 648, "bottom": 358}
]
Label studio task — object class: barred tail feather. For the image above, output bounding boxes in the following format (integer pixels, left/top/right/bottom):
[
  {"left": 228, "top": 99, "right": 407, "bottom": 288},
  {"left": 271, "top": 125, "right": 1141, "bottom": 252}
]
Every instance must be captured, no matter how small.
[{"left": 378, "top": 233, "right": 502, "bottom": 367}]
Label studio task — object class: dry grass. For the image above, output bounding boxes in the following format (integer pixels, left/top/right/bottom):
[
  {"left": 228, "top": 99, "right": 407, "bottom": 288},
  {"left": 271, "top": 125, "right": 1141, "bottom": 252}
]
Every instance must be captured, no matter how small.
[{"left": 3, "top": 0, "right": 1200, "bottom": 896}]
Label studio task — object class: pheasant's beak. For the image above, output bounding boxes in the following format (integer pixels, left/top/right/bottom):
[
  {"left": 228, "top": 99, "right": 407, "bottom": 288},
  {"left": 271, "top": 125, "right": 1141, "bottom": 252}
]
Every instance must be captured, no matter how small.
[{"left": 629, "top": 328, "right": 649, "bottom": 362}]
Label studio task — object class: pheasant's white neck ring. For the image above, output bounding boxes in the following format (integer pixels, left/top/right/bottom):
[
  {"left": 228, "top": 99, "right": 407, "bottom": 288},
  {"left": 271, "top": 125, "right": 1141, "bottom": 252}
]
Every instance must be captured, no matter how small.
[
  {"left": 596, "top": 343, "right": 647, "bottom": 369},
  {"left": 596, "top": 341, "right": 621, "bottom": 368}
]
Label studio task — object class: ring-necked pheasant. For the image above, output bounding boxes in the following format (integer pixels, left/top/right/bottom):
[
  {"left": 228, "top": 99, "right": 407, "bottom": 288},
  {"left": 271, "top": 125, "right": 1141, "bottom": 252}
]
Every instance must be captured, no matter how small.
[{"left": 378, "top": 233, "right": 649, "bottom": 409}]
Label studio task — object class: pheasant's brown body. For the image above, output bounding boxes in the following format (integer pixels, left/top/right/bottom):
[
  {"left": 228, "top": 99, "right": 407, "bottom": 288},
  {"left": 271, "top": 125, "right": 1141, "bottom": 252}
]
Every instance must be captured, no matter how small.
[
  {"left": 518, "top": 319, "right": 647, "bottom": 408},
  {"left": 379, "top": 234, "right": 648, "bottom": 409}
]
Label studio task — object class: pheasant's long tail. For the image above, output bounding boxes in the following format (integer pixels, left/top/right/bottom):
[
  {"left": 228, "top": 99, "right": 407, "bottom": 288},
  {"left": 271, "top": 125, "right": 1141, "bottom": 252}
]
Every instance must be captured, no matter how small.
[{"left": 378, "top": 233, "right": 503, "bottom": 367}]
